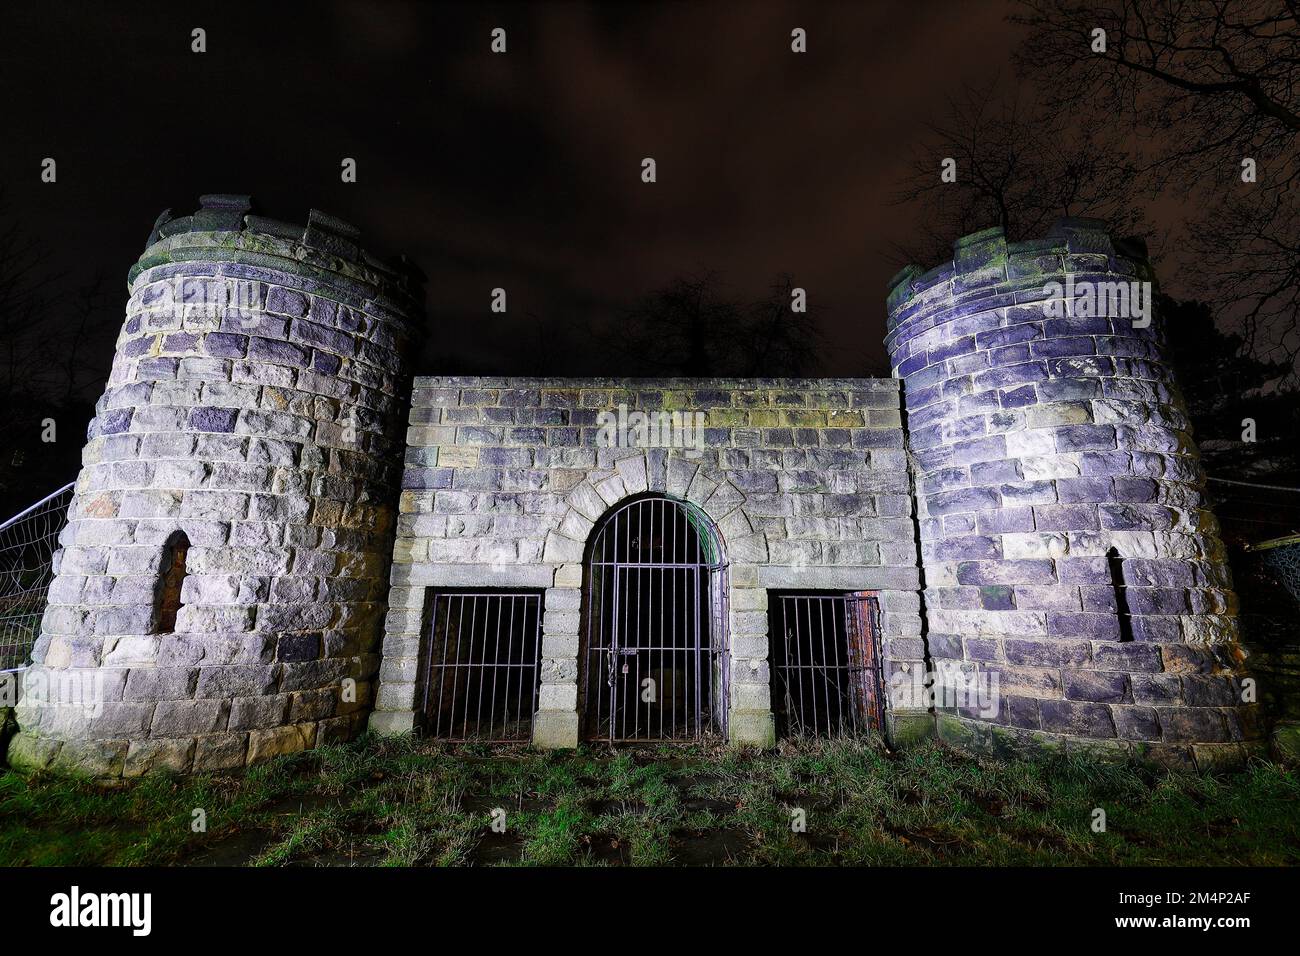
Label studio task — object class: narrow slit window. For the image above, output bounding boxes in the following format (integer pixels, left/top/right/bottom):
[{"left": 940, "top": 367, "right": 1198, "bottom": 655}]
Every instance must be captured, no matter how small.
[
  {"left": 156, "top": 532, "right": 189, "bottom": 634},
  {"left": 1107, "top": 547, "right": 1135, "bottom": 643}
]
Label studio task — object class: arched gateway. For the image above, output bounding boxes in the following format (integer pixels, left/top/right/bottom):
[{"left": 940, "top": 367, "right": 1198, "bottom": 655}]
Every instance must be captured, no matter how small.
[{"left": 582, "top": 495, "right": 728, "bottom": 742}]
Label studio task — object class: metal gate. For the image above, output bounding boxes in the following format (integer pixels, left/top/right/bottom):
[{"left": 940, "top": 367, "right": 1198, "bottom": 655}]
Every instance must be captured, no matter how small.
[
  {"left": 422, "top": 591, "right": 542, "bottom": 742},
  {"left": 769, "top": 591, "right": 882, "bottom": 737},
  {"left": 582, "top": 496, "right": 727, "bottom": 742}
]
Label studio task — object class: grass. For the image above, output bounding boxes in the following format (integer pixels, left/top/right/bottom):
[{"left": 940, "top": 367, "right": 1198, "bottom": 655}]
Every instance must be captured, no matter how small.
[{"left": 1, "top": 734, "right": 1298, "bottom": 866}]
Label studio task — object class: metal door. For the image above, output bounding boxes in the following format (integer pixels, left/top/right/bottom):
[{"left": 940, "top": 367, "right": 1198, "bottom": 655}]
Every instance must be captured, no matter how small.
[{"left": 582, "top": 496, "right": 725, "bottom": 742}]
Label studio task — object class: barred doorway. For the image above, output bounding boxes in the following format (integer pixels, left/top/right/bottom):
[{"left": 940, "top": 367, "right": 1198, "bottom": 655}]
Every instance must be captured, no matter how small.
[
  {"left": 582, "top": 496, "right": 728, "bottom": 742},
  {"left": 769, "top": 591, "right": 883, "bottom": 738},
  {"left": 421, "top": 590, "right": 542, "bottom": 742}
]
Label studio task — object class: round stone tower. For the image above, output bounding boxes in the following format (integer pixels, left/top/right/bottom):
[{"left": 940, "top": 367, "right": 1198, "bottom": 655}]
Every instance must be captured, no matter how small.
[
  {"left": 885, "top": 219, "right": 1260, "bottom": 769},
  {"left": 8, "top": 195, "right": 423, "bottom": 777}
]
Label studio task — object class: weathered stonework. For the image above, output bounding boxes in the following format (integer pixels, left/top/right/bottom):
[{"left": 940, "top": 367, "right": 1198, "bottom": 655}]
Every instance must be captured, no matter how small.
[
  {"left": 372, "top": 377, "right": 926, "bottom": 746},
  {"left": 885, "top": 219, "right": 1261, "bottom": 769},
  {"left": 3, "top": 200, "right": 1262, "bottom": 776},
  {"left": 8, "top": 195, "right": 422, "bottom": 778}
]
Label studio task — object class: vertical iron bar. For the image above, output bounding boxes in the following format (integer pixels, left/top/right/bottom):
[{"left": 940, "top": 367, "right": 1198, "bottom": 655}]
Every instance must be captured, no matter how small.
[{"left": 816, "top": 599, "right": 832, "bottom": 736}]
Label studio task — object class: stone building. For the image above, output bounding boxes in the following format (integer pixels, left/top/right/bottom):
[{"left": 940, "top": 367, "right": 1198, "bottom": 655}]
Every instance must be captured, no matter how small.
[{"left": 4, "top": 197, "right": 1261, "bottom": 777}]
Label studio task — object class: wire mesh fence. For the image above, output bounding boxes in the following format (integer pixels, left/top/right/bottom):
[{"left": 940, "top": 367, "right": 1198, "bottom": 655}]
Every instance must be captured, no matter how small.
[{"left": 0, "top": 482, "right": 74, "bottom": 671}]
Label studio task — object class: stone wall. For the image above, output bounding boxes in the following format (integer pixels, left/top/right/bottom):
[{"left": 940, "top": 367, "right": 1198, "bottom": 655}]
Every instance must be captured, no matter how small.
[
  {"left": 372, "top": 377, "right": 927, "bottom": 747},
  {"left": 885, "top": 219, "right": 1260, "bottom": 769},
  {"left": 7, "top": 196, "right": 422, "bottom": 778}
]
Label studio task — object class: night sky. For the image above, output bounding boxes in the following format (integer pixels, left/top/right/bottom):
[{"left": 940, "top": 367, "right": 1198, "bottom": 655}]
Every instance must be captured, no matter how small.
[{"left": 0, "top": 0, "right": 1029, "bottom": 382}]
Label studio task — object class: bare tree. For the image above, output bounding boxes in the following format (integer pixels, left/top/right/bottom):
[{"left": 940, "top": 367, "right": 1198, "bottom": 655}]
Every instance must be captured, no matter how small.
[
  {"left": 891, "top": 79, "right": 1141, "bottom": 267},
  {"left": 598, "top": 272, "right": 824, "bottom": 377},
  {"left": 1013, "top": 0, "right": 1300, "bottom": 370},
  {"left": 0, "top": 190, "right": 59, "bottom": 402},
  {"left": 738, "top": 273, "right": 823, "bottom": 377},
  {"left": 601, "top": 272, "right": 744, "bottom": 377}
]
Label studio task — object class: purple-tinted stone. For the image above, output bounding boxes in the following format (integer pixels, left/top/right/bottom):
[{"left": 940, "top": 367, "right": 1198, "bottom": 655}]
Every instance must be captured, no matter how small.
[
  {"left": 928, "top": 633, "right": 963, "bottom": 659},
  {"left": 1045, "top": 315, "right": 1110, "bottom": 336},
  {"left": 308, "top": 297, "right": 339, "bottom": 325},
  {"left": 973, "top": 362, "right": 1049, "bottom": 391},
  {"left": 977, "top": 508, "right": 1034, "bottom": 534},
  {"left": 1048, "top": 611, "right": 1121, "bottom": 639},
  {"left": 1039, "top": 699, "right": 1117, "bottom": 738},
  {"left": 1113, "top": 476, "right": 1158, "bottom": 502},
  {"left": 1056, "top": 477, "right": 1113, "bottom": 502},
  {"left": 1004, "top": 638, "right": 1089, "bottom": 667},
  {"left": 402, "top": 468, "right": 453, "bottom": 490},
  {"left": 1063, "top": 669, "right": 1130, "bottom": 703},
  {"left": 1092, "top": 642, "right": 1162, "bottom": 672},
  {"left": 1131, "top": 673, "right": 1181, "bottom": 704},
  {"left": 1000, "top": 480, "right": 1057, "bottom": 505},
  {"left": 189, "top": 406, "right": 239, "bottom": 433},
  {"left": 1054, "top": 424, "right": 1117, "bottom": 452},
  {"left": 122, "top": 336, "right": 155, "bottom": 357},
  {"left": 313, "top": 350, "right": 343, "bottom": 374},
  {"left": 1037, "top": 378, "right": 1101, "bottom": 402},
  {"left": 1115, "top": 706, "right": 1161, "bottom": 740},
  {"left": 931, "top": 535, "right": 1002, "bottom": 560},
  {"left": 292, "top": 319, "right": 355, "bottom": 355},
  {"left": 266, "top": 286, "right": 309, "bottom": 317},
  {"left": 137, "top": 357, "right": 179, "bottom": 378},
  {"left": 1079, "top": 586, "right": 1119, "bottom": 613},
  {"left": 1079, "top": 451, "right": 1132, "bottom": 476},
  {"left": 1007, "top": 695, "right": 1042, "bottom": 729},
  {"left": 1030, "top": 336, "right": 1097, "bottom": 358},
  {"left": 1048, "top": 356, "right": 1113, "bottom": 378},
  {"left": 930, "top": 335, "right": 975, "bottom": 364},
  {"left": 851, "top": 429, "right": 905, "bottom": 449},
  {"left": 1000, "top": 384, "right": 1039, "bottom": 408},
  {"left": 248, "top": 337, "right": 310, "bottom": 367},
  {"left": 1160, "top": 708, "right": 1229, "bottom": 744},
  {"left": 204, "top": 332, "right": 248, "bottom": 358},
  {"left": 956, "top": 559, "right": 1056, "bottom": 586},
  {"left": 922, "top": 467, "right": 968, "bottom": 494},
  {"left": 908, "top": 423, "right": 945, "bottom": 451},
  {"left": 336, "top": 306, "right": 365, "bottom": 332},
  {"left": 945, "top": 415, "right": 987, "bottom": 442},
  {"left": 971, "top": 458, "right": 1022, "bottom": 484},
  {"left": 897, "top": 353, "right": 927, "bottom": 376},
  {"left": 943, "top": 513, "right": 978, "bottom": 535},
  {"left": 1033, "top": 503, "right": 1100, "bottom": 531},
  {"left": 278, "top": 632, "right": 321, "bottom": 663},
  {"left": 163, "top": 331, "right": 199, "bottom": 352},
  {"left": 1123, "top": 558, "right": 1195, "bottom": 587},
  {"left": 979, "top": 585, "right": 1016, "bottom": 610},
  {"left": 950, "top": 435, "right": 1006, "bottom": 464},
  {"left": 98, "top": 409, "right": 133, "bottom": 435},
  {"left": 1128, "top": 615, "right": 1182, "bottom": 643},
  {"left": 976, "top": 323, "right": 1041, "bottom": 350},
  {"left": 927, "top": 486, "right": 1001, "bottom": 516},
  {"left": 1181, "top": 676, "right": 1239, "bottom": 707},
  {"left": 1125, "top": 588, "right": 1189, "bottom": 615},
  {"left": 988, "top": 343, "right": 1031, "bottom": 366},
  {"left": 961, "top": 390, "right": 998, "bottom": 416}
]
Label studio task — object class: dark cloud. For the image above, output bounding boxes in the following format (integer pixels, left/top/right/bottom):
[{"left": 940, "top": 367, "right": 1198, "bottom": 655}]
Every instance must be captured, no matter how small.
[{"left": 0, "top": 0, "right": 1027, "bottom": 379}]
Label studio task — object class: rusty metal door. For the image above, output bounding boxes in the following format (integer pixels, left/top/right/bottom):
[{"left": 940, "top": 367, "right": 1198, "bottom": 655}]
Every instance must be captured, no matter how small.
[{"left": 770, "top": 590, "right": 883, "bottom": 737}]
